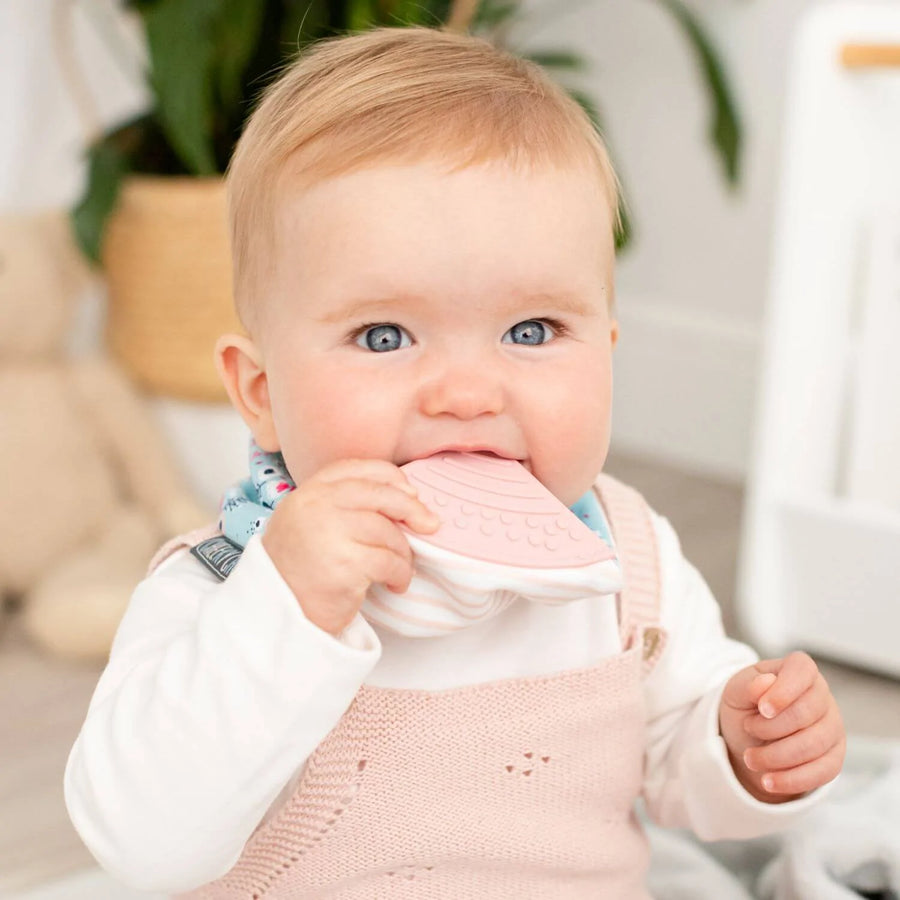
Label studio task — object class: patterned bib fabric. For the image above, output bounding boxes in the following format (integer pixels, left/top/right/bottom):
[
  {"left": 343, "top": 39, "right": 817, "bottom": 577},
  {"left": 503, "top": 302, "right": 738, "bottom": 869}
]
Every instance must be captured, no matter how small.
[
  {"left": 219, "top": 442, "right": 296, "bottom": 546},
  {"left": 218, "top": 439, "right": 622, "bottom": 638}
]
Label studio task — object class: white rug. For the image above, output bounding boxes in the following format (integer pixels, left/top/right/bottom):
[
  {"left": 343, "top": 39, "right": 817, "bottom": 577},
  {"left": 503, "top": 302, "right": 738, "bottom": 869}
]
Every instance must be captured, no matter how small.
[{"left": 12, "top": 869, "right": 166, "bottom": 900}]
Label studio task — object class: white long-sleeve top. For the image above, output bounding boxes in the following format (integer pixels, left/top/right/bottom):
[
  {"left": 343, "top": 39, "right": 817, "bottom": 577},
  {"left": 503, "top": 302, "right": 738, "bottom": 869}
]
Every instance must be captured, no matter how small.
[{"left": 65, "top": 509, "right": 829, "bottom": 895}]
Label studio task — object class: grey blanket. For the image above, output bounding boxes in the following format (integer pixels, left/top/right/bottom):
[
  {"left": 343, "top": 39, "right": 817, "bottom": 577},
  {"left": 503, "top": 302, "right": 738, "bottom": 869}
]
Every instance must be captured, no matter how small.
[{"left": 645, "top": 735, "right": 900, "bottom": 899}]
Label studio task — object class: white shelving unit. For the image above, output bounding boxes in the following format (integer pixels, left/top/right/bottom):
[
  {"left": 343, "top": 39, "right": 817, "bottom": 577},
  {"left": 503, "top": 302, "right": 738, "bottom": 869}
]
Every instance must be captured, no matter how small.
[{"left": 737, "top": 4, "right": 900, "bottom": 678}]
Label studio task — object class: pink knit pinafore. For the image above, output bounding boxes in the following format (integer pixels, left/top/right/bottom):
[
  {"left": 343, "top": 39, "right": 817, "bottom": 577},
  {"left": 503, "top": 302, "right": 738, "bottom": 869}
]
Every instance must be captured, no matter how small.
[{"left": 157, "top": 473, "right": 667, "bottom": 899}]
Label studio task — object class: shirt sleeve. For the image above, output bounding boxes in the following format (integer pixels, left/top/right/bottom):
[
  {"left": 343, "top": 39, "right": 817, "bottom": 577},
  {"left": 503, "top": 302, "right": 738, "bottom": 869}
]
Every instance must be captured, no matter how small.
[
  {"left": 641, "top": 511, "right": 835, "bottom": 840},
  {"left": 64, "top": 534, "right": 382, "bottom": 893}
]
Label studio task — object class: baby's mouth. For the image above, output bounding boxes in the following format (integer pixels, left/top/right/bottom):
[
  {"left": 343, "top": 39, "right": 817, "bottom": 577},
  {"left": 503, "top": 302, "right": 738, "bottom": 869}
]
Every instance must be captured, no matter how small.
[{"left": 417, "top": 448, "right": 523, "bottom": 464}]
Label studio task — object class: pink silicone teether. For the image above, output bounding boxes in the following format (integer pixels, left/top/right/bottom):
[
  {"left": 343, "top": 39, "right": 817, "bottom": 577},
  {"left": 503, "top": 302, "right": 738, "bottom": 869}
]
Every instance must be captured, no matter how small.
[{"left": 400, "top": 452, "right": 614, "bottom": 568}]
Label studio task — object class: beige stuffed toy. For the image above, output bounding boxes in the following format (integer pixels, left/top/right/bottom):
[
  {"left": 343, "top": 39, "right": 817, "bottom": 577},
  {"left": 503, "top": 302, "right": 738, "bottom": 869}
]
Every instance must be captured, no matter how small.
[{"left": 0, "top": 210, "right": 211, "bottom": 661}]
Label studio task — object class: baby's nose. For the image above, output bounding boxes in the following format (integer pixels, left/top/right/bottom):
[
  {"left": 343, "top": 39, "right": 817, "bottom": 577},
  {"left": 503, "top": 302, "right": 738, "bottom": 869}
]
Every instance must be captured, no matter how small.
[{"left": 417, "top": 367, "right": 505, "bottom": 420}]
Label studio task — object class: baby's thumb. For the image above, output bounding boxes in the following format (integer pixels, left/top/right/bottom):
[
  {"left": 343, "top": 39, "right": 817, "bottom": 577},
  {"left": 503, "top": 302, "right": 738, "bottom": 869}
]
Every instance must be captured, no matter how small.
[{"left": 722, "top": 667, "right": 777, "bottom": 713}]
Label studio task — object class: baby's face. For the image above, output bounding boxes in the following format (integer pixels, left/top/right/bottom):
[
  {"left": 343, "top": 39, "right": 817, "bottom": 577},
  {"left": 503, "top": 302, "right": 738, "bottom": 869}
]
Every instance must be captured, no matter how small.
[{"left": 258, "top": 161, "right": 618, "bottom": 506}]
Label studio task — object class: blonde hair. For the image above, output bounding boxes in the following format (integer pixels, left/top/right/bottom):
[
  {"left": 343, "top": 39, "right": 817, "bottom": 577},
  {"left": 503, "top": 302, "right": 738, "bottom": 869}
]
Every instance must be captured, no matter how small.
[{"left": 227, "top": 26, "right": 621, "bottom": 332}]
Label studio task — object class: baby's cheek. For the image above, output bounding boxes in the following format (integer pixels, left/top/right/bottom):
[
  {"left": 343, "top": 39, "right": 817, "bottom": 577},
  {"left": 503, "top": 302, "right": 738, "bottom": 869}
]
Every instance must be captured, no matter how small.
[
  {"left": 575, "top": 379, "right": 613, "bottom": 473},
  {"left": 530, "top": 397, "right": 610, "bottom": 504},
  {"left": 552, "top": 366, "right": 611, "bottom": 443},
  {"left": 313, "top": 388, "right": 401, "bottom": 460}
]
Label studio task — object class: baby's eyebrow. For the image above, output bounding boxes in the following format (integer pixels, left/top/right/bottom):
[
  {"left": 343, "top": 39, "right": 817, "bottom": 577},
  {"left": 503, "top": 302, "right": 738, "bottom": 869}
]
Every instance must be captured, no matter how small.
[
  {"left": 317, "top": 295, "right": 420, "bottom": 325},
  {"left": 514, "top": 291, "right": 595, "bottom": 318},
  {"left": 317, "top": 290, "right": 594, "bottom": 324}
]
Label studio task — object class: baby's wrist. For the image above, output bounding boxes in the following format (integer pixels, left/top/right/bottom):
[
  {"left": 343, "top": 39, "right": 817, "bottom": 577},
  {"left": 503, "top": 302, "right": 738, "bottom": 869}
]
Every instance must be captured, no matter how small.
[{"left": 297, "top": 596, "right": 355, "bottom": 638}]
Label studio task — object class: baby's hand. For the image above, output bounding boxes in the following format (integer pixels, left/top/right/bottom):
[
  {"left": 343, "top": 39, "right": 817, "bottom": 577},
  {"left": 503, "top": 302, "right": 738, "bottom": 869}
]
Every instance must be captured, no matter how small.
[
  {"left": 718, "top": 651, "right": 845, "bottom": 802},
  {"left": 261, "top": 459, "right": 440, "bottom": 636}
]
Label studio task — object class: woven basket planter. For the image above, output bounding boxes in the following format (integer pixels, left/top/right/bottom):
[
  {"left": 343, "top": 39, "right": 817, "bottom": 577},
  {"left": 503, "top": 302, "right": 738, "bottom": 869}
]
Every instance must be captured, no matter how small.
[{"left": 102, "top": 176, "right": 243, "bottom": 402}]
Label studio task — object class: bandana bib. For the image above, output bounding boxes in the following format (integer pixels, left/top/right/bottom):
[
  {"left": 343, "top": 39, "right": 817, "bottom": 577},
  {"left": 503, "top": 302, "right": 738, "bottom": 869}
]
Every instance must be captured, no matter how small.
[{"left": 217, "top": 440, "right": 622, "bottom": 638}]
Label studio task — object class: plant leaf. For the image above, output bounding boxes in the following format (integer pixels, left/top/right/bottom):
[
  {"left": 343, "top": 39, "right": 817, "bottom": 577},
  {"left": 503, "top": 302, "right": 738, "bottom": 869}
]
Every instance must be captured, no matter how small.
[
  {"left": 521, "top": 50, "right": 586, "bottom": 72},
  {"left": 473, "top": 0, "right": 519, "bottom": 31},
  {"left": 404, "top": 0, "right": 451, "bottom": 26},
  {"left": 386, "top": 0, "right": 441, "bottom": 26},
  {"left": 653, "top": 0, "right": 741, "bottom": 184},
  {"left": 567, "top": 89, "right": 632, "bottom": 252},
  {"left": 347, "top": 0, "right": 377, "bottom": 30},
  {"left": 139, "top": 0, "right": 219, "bottom": 174},
  {"left": 282, "top": 0, "right": 333, "bottom": 51},
  {"left": 212, "top": 0, "right": 267, "bottom": 115},
  {"left": 72, "top": 137, "right": 129, "bottom": 263}
]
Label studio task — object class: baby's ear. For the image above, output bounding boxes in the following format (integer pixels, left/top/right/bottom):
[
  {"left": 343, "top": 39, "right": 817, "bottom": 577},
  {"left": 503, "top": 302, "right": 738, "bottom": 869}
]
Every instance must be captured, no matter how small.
[{"left": 215, "top": 334, "right": 280, "bottom": 452}]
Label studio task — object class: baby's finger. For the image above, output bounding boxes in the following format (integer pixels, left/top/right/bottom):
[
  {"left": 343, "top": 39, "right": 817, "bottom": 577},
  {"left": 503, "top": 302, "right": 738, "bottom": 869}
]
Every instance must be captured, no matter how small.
[
  {"left": 743, "top": 676, "right": 830, "bottom": 741},
  {"left": 313, "top": 458, "right": 419, "bottom": 497},
  {"left": 353, "top": 511, "right": 414, "bottom": 565},
  {"left": 361, "top": 545, "right": 415, "bottom": 595},
  {"left": 721, "top": 666, "right": 777, "bottom": 713},
  {"left": 743, "top": 706, "right": 842, "bottom": 773},
  {"left": 756, "top": 740, "right": 845, "bottom": 796},
  {"left": 755, "top": 651, "right": 820, "bottom": 720},
  {"left": 331, "top": 479, "right": 439, "bottom": 532}
]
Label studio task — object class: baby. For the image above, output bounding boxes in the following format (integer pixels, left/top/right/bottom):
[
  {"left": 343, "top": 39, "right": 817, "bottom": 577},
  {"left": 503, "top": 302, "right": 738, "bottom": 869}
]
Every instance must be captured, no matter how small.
[{"left": 65, "top": 26, "right": 845, "bottom": 898}]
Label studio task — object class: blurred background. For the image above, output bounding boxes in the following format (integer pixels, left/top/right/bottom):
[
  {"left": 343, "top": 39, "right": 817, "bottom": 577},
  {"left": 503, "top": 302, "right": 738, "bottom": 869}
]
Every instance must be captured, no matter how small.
[{"left": 1, "top": 0, "right": 899, "bottom": 896}]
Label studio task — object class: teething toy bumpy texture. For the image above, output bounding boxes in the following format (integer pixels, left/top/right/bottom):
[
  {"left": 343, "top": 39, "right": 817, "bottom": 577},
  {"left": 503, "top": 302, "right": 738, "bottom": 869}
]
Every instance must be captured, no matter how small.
[
  {"left": 359, "top": 452, "right": 622, "bottom": 637},
  {"left": 399, "top": 452, "right": 615, "bottom": 567}
]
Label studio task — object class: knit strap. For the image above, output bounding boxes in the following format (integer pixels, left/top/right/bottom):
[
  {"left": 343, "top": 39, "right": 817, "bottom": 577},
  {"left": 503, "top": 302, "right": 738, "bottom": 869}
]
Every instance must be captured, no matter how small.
[{"left": 593, "top": 473, "right": 667, "bottom": 671}]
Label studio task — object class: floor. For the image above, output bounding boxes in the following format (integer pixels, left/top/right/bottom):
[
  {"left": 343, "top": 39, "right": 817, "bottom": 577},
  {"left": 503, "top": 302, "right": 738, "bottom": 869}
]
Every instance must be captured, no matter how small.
[{"left": 2, "top": 451, "right": 899, "bottom": 897}]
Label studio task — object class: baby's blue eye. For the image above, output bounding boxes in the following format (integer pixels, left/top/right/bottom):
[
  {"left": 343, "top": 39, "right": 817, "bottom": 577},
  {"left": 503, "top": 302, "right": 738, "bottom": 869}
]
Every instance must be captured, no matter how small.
[
  {"left": 356, "top": 324, "right": 412, "bottom": 352},
  {"left": 502, "top": 320, "right": 553, "bottom": 346}
]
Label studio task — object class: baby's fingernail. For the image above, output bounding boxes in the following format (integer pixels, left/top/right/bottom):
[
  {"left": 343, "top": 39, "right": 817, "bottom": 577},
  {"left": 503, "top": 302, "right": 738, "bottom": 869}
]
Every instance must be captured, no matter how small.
[
  {"left": 742, "top": 750, "right": 757, "bottom": 771},
  {"left": 761, "top": 775, "right": 775, "bottom": 791},
  {"left": 400, "top": 482, "right": 418, "bottom": 496},
  {"left": 759, "top": 701, "right": 776, "bottom": 719}
]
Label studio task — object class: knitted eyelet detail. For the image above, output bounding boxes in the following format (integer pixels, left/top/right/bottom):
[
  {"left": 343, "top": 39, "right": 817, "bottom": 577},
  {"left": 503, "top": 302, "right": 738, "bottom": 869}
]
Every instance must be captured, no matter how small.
[
  {"left": 385, "top": 864, "right": 435, "bottom": 881},
  {"left": 505, "top": 750, "right": 551, "bottom": 776}
]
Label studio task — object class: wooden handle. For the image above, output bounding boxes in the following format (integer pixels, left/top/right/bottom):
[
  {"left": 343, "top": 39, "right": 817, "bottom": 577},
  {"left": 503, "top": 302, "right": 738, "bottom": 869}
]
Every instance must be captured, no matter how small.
[
  {"left": 841, "top": 43, "right": 900, "bottom": 68},
  {"left": 444, "top": 0, "right": 479, "bottom": 32}
]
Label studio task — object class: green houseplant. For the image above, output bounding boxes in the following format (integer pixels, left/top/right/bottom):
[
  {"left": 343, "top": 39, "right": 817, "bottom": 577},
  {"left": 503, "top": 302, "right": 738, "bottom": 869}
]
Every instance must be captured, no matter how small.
[{"left": 71, "top": 0, "right": 742, "bottom": 401}]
